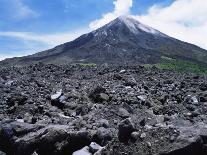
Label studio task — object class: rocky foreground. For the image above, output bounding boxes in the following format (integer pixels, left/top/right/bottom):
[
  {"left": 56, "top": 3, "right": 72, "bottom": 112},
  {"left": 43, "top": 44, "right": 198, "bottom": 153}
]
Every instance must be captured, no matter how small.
[{"left": 0, "top": 64, "right": 207, "bottom": 155}]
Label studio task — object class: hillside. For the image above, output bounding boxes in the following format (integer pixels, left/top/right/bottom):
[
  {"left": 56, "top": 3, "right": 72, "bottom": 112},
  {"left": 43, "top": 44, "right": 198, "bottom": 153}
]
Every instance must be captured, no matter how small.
[{"left": 1, "top": 16, "right": 207, "bottom": 66}]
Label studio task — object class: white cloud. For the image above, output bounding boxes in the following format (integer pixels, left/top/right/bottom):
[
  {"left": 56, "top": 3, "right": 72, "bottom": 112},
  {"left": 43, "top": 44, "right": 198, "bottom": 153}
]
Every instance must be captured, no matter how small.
[
  {"left": 89, "top": 0, "right": 133, "bottom": 30},
  {"left": 0, "top": 55, "right": 11, "bottom": 61},
  {"left": 134, "top": 0, "right": 207, "bottom": 49},
  {"left": 14, "top": 0, "right": 39, "bottom": 19},
  {"left": 0, "top": 54, "right": 23, "bottom": 61},
  {"left": 0, "top": 29, "right": 88, "bottom": 60},
  {"left": 0, "top": 29, "right": 88, "bottom": 47},
  {"left": 0, "top": 0, "right": 39, "bottom": 20}
]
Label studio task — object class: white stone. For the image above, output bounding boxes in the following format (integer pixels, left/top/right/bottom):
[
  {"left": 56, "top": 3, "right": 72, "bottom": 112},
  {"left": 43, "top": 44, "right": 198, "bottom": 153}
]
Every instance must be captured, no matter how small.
[
  {"left": 16, "top": 119, "right": 24, "bottom": 123},
  {"left": 72, "top": 146, "right": 92, "bottom": 155},
  {"left": 140, "top": 133, "right": 146, "bottom": 139},
  {"left": 119, "top": 69, "right": 126, "bottom": 73},
  {"left": 51, "top": 89, "right": 62, "bottom": 100},
  {"left": 89, "top": 142, "right": 103, "bottom": 153}
]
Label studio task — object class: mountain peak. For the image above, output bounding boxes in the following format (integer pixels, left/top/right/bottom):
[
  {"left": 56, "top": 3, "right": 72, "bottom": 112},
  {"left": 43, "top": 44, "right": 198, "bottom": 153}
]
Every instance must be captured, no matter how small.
[
  {"left": 115, "top": 15, "right": 162, "bottom": 35},
  {"left": 92, "top": 15, "right": 165, "bottom": 37}
]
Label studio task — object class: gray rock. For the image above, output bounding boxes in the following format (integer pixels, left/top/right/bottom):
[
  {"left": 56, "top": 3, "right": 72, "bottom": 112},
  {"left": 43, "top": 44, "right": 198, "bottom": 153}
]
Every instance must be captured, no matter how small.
[
  {"left": 160, "top": 122, "right": 207, "bottom": 155},
  {"left": 94, "top": 127, "right": 112, "bottom": 145},
  {"left": 140, "top": 133, "right": 146, "bottom": 139},
  {"left": 131, "top": 132, "right": 139, "bottom": 140},
  {"left": 146, "top": 142, "right": 152, "bottom": 148},
  {"left": 118, "top": 108, "right": 130, "bottom": 118},
  {"left": 0, "top": 151, "right": 6, "bottom": 155},
  {"left": 99, "top": 93, "right": 109, "bottom": 101},
  {"left": 98, "top": 119, "right": 109, "bottom": 128}
]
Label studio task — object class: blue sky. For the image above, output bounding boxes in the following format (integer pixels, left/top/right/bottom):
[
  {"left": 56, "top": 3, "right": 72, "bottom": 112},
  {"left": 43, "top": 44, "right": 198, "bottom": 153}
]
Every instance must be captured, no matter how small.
[{"left": 0, "top": 0, "right": 206, "bottom": 60}]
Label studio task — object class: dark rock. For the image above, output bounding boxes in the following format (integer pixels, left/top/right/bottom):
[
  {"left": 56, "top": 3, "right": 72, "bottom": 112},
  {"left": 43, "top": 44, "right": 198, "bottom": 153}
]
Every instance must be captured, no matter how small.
[
  {"left": 200, "top": 83, "right": 207, "bottom": 91},
  {"left": 51, "top": 90, "right": 66, "bottom": 109},
  {"left": 93, "top": 127, "right": 112, "bottom": 146},
  {"left": 118, "top": 118, "right": 135, "bottom": 142},
  {"left": 199, "top": 91, "right": 207, "bottom": 102},
  {"left": 0, "top": 121, "right": 44, "bottom": 155},
  {"left": 65, "top": 131, "right": 92, "bottom": 154},
  {"left": 6, "top": 93, "right": 28, "bottom": 107},
  {"left": 139, "top": 118, "right": 146, "bottom": 127},
  {"left": 89, "top": 86, "right": 109, "bottom": 103},
  {"left": 113, "top": 74, "right": 123, "bottom": 80}
]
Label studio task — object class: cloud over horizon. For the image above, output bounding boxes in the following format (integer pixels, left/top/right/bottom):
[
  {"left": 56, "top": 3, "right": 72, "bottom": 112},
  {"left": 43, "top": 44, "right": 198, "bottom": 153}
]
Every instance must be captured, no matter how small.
[{"left": 0, "top": 30, "right": 88, "bottom": 47}]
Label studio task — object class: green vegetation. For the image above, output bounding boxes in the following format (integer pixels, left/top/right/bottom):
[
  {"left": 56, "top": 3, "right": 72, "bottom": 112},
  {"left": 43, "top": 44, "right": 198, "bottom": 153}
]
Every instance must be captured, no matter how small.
[
  {"left": 77, "top": 63, "right": 97, "bottom": 67},
  {"left": 145, "top": 56, "right": 207, "bottom": 74}
]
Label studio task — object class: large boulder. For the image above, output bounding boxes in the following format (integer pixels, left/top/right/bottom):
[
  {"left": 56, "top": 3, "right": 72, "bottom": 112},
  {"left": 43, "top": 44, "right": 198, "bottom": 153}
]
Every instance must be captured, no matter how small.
[
  {"left": 159, "top": 122, "right": 207, "bottom": 155},
  {"left": 118, "top": 118, "right": 135, "bottom": 142}
]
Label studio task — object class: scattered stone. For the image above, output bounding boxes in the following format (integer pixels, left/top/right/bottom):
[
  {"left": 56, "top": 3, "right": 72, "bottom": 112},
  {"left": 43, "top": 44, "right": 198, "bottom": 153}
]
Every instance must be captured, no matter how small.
[
  {"left": 89, "top": 142, "right": 103, "bottom": 154},
  {"left": 146, "top": 142, "right": 152, "bottom": 148},
  {"left": 93, "top": 127, "right": 112, "bottom": 146},
  {"left": 137, "top": 95, "right": 147, "bottom": 102},
  {"left": 89, "top": 86, "right": 108, "bottom": 103},
  {"left": 119, "top": 69, "right": 126, "bottom": 73},
  {"left": 51, "top": 90, "right": 62, "bottom": 100},
  {"left": 140, "top": 133, "right": 146, "bottom": 139},
  {"left": 99, "top": 93, "right": 109, "bottom": 101},
  {"left": 186, "top": 95, "right": 199, "bottom": 104},
  {"left": 131, "top": 132, "right": 139, "bottom": 141},
  {"left": 98, "top": 119, "right": 109, "bottom": 128},
  {"left": 1, "top": 64, "right": 207, "bottom": 155}
]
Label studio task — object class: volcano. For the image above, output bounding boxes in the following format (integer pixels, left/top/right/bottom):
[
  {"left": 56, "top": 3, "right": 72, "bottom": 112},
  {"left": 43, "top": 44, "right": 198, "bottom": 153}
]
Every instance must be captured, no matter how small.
[{"left": 1, "top": 16, "right": 207, "bottom": 66}]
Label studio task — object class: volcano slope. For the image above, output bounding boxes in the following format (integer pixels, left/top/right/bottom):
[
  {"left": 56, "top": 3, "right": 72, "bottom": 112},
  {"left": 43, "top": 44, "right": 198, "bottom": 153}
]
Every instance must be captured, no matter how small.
[
  {"left": 1, "top": 16, "right": 207, "bottom": 66},
  {"left": 0, "top": 64, "right": 207, "bottom": 155}
]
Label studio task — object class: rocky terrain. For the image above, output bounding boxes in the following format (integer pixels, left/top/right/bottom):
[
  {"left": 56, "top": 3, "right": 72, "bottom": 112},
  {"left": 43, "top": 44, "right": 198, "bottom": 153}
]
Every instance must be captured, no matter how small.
[{"left": 0, "top": 63, "right": 207, "bottom": 155}]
